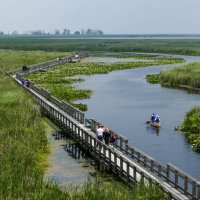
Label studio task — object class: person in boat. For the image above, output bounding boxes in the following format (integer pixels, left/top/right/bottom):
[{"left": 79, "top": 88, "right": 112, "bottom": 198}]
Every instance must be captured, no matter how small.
[
  {"left": 151, "top": 113, "right": 156, "bottom": 122},
  {"left": 155, "top": 115, "right": 160, "bottom": 123}
]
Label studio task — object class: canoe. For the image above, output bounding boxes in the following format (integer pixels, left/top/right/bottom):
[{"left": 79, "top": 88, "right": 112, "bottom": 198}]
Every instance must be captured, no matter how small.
[{"left": 150, "top": 121, "right": 161, "bottom": 128}]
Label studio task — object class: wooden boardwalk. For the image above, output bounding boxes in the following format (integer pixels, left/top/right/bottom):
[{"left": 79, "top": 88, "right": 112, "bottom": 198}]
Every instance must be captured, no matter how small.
[{"left": 10, "top": 57, "right": 200, "bottom": 200}]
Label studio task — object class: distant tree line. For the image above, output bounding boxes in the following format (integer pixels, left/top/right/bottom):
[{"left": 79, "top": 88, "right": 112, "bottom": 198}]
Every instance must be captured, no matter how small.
[{"left": 0, "top": 28, "right": 103, "bottom": 36}]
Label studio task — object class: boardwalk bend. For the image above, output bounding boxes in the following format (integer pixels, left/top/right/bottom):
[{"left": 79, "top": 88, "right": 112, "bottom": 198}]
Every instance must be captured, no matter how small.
[{"left": 7, "top": 55, "right": 200, "bottom": 200}]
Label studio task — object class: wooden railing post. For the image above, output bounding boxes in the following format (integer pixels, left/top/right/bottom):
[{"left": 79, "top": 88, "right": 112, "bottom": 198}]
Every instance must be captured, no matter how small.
[
  {"left": 184, "top": 176, "right": 188, "bottom": 195},
  {"left": 192, "top": 181, "right": 197, "bottom": 198},
  {"left": 175, "top": 170, "right": 178, "bottom": 189},
  {"left": 197, "top": 181, "right": 200, "bottom": 200},
  {"left": 120, "top": 137, "right": 123, "bottom": 151},
  {"left": 166, "top": 164, "right": 170, "bottom": 183}
]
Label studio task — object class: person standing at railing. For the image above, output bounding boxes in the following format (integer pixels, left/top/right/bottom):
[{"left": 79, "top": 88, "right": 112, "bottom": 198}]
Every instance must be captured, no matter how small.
[
  {"left": 96, "top": 125, "right": 104, "bottom": 142},
  {"left": 110, "top": 133, "right": 116, "bottom": 148},
  {"left": 103, "top": 127, "right": 110, "bottom": 145}
]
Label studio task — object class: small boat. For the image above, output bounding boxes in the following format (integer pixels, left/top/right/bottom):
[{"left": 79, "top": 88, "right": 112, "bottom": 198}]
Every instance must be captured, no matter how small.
[
  {"left": 150, "top": 121, "right": 161, "bottom": 128},
  {"left": 146, "top": 120, "right": 161, "bottom": 128}
]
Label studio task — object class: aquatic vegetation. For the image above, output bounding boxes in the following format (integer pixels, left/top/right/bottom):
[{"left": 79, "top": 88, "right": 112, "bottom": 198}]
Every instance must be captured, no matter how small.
[
  {"left": 151, "top": 62, "right": 200, "bottom": 89},
  {"left": 177, "top": 106, "right": 200, "bottom": 152},
  {"left": 27, "top": 56, "right": 183, "bottom": 111},
  {"left": 146, "top": 74, "right": 160, "bottom": 83}
]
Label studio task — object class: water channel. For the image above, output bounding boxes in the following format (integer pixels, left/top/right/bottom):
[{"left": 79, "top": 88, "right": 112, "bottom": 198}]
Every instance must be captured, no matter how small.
[{"left": 74, "top": 54, "right": 200, "bottom": 180}]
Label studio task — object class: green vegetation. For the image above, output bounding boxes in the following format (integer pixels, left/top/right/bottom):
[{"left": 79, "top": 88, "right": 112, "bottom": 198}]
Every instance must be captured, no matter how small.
[
  {"left": 0, "top": 50, "right": 71, "bottom": 76},
  {"left": 146, "top": 74, "right": 160, "bottom": 84},
  {"left": 0, "top": 50, "right": 168, "bottom": 199},
  {"left": 1, "top": 36, "right": 200, "bottom": 55},
  {"left": 27, "top": 56, "right": 183, "bottom": 111},
  {"left": 147, "top": 62, "right": 200, "bottom": 89},
  {"left": 146, "top": 62, "right": 200, "bottom": 152},
  {"left": 177, "top": 106, "right": 200, "bottom": 152},
  {"left": 159, "top": 62, "right": 200, "bottom": 89}
]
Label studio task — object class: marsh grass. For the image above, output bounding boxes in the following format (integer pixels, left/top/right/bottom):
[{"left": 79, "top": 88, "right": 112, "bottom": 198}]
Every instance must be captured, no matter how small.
[
  {"left": 177, "top": 106, "right": 200, "bottom": 152},
  {"left": 0, "top": 50, "right": 71, "bottom": 76},
  {"left": 1, "top": 37, "right": 200, "bottom": 56}
]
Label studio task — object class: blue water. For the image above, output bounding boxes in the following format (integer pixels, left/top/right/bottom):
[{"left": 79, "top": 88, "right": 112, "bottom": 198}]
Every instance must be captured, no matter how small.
[{"left": 75, "top": 55, "right": 200, "bottom": 180}]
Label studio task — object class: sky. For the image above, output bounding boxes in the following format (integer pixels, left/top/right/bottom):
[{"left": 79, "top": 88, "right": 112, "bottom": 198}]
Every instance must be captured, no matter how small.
[{"left": 0, "top": 0, "right": 200, "bottom": 34}]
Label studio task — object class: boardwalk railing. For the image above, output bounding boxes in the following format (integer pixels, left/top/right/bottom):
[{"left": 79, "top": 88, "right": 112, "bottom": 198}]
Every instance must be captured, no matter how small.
[
  {"left": 16, "top": 73, "right": 85, "bottom": 124},
  {"left": 20, "top": 57, "right": 69, "bottom": 75},
  {"left": 12, "top": 56, "right": 200, "bottom": 200},
  {"left": 84, "top": 119, "right": 200, "bottom": 199}
]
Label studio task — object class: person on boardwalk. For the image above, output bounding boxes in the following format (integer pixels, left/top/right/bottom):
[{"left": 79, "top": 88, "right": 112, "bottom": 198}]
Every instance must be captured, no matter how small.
[
  {"left": 21, "top": 79, "right": 25, "bottom": 86},
  {"left": 103, "top": 127, "right": 110, "bottom": 145},
  {"left": 26, "top": 79, "right": 30, "bottom": 88},
  {"left": 110, "top": 132, "right": 116, "bottom": 148},
  {"left": 96, "top": 125, "right": 104, "bottom": 142}
]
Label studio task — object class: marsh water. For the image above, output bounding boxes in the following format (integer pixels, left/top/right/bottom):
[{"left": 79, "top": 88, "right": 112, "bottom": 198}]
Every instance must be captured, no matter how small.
[
  {"left": 74, "top": 55, "right": 200, "bottom": 180},
  {"left": 44, "top": 121, "right": 97, "bottom": 186}
]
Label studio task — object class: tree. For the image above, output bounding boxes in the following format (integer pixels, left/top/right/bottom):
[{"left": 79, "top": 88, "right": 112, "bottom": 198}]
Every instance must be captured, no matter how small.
[
  {"left": 12, "top": 31, "right": 18, "bottom": 36},
  {"left": 74, "top": 31, "right": 80, "bottom": 35},
  {"left": 63, "top": 29, "right": 70, "bottom": 35},
  {"left": 54, "top": 29, "right": 60, "bottom": 35}
]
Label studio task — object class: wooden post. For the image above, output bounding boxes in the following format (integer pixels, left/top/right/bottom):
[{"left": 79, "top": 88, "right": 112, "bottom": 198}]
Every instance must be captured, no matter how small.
[
  {"left": 184, "top": 176, "right": 188, "bottom": 195},
  {"left": 120, "top": 137, "right": 123, "bottom": 151},
  {"left": 150, "top": 160, "right": 154, "bottom": 173},
  {"left": 192, "top": 181, "right": 197, "bottom": 198},
  {"left": 158, "top": 164, "right": 161, "bottom": 178},
  {"left": 197, "top": 181, "right": 200, "bottom": 199},
  {"left": 120, "top": 156, "right": 123, "bottom": 177},
  {"left": 166, "top": 164, "right": 170, "bottom": 182},
  {"left": 127, "top": 162, "right": 130, "bottom": 182},
  {"left": 175, "top": 170, "right": 178, "bottom": 189}
]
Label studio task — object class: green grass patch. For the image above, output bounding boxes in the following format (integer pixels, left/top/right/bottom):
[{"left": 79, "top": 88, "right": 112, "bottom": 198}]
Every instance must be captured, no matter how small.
[{"left": 0, "top": 50, "right": 71, "bottom": 76}]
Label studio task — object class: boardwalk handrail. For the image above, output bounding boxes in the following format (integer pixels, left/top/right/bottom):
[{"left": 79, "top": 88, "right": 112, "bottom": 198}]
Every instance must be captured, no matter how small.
[
  {"left": 86, "top": 118, "right": 128, "bottom": 142},
  {"left": 20, "top": 56, "right": 69, "bottom": 75},
  {"left": 16, "top": 73, "right": 85, "bottom": 123},
  {"left": 85, "top": 117, "right": 200, "bottom": 199}
]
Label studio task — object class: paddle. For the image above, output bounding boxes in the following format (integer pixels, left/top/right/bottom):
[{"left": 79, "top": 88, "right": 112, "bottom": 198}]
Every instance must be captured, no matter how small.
[{"left": 146, "top": 120, "right": 151, "bottom": 124}]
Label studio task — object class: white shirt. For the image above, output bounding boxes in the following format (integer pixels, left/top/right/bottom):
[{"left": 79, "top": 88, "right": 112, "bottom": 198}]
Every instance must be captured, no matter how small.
[{"left": 96, "top": 127, "right": 104, "bottom": 136}]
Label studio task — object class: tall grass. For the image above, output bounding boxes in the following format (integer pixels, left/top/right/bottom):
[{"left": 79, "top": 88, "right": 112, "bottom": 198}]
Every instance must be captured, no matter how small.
[
  {"left": 159, "top": 62, "right": 200, "bottom": 88},
  {"left": 177, "top": 106, "right": 200, "bottom": 152},
  {"left": 0, "top": 50, "right": 71, "bottom": 76}
]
